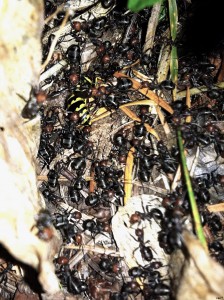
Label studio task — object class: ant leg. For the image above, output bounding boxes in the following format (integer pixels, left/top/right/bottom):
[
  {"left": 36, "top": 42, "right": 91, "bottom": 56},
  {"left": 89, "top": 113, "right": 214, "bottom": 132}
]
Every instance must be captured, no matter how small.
[
  {"left": 144, "top": 240, "right": 157, "bottom": 256},
  {"left": 16, "top": 93, "right": 28, "bottom": 103}
]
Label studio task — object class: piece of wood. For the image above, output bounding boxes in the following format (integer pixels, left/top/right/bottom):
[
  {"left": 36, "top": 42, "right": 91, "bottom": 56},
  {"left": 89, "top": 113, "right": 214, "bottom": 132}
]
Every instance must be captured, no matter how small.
[{"left": 0, "top": 0, "right": 60, "bottom": 295}]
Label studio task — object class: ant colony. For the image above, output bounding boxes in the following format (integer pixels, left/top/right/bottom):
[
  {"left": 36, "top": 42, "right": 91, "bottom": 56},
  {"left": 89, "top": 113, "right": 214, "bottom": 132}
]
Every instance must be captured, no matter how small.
[{"left": 7, "top": 0, "right": 224, "bottom": 299}]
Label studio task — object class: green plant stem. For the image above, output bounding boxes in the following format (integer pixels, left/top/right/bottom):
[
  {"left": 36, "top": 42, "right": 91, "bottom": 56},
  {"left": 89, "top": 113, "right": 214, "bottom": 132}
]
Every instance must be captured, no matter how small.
[
  {"left": 167, "top": 0, "right": 178, "bottom": 100},
  {"left": 168, "top": 0, "right": 177, "bottom": 40},
  {"left": 177, "top": 129, "right": 208, "bottom": 251},
  {"left": 170, "top": 45, "right": 178, "bottom": 100}
]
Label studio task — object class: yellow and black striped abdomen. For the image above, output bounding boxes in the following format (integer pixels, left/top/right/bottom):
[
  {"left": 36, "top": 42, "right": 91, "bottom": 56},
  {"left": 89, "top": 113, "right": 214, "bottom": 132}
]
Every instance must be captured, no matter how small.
[{"left": 65, "top": 91, "right": 90, "bottom": 125}]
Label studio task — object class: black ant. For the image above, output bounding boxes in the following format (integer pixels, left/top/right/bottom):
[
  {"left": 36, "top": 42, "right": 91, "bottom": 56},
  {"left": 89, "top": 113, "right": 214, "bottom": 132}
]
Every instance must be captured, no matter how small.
[
  {"left": 0, "top": 263, "right": 14, "bottom": 285},
  {"left": 40, "top": 181, "right": 63, "bottom": 204},
  {"left": 17, "top": 87, "right": 47, "bottom": 120},
  {"left": 34, "top": 209, "right": 54, "bottom": 241},
  {"left": 129, "top": 197, "right": 164, "bottom": 227},
  {"left": 138, "top": 229, "right": 156, "bottom": 262},
  {"left": 98, "top": 255, "right": 120, "bottom": 274},
  {"left": 56, "top": 264, "right": 88, "bottom": 294},
  {"left": 52, "top": 209, "right": 82, "bottom": 242}
]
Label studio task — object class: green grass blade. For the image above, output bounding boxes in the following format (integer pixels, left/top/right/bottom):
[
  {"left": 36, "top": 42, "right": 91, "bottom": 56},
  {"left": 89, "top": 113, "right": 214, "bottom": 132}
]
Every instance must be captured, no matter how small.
[
  {"left": 177, "top": 129, "right": 208, "bottom": 251},
  {"left": 170, "top": 45, "right": 178, "bottom": 99},
  {"left": 128, "top": 0, "right": 162, "bottom": 12},
  {"left": 168, "top": 0, "right": 178, "bottom": 40},
  {"left": 168, "top": 0, "right": 178, "bottom": 100}
]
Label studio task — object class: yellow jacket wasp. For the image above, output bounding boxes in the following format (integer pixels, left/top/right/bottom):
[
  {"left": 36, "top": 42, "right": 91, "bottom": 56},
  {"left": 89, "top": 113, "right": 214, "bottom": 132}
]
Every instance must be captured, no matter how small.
[{"left": 65, "top": 90, "right": 91, "bottom": 126}]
